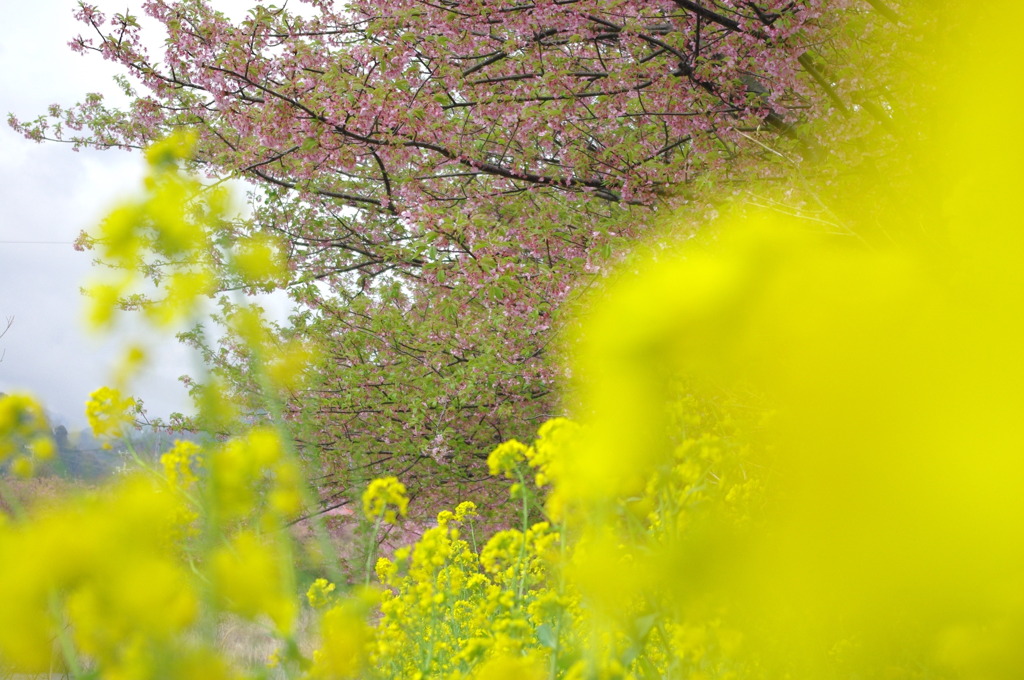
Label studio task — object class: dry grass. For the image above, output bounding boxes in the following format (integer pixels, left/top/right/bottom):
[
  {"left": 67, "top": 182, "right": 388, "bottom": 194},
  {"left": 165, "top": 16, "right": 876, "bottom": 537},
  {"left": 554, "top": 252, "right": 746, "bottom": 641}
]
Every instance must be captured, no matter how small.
[
  {"left": 0, "top": 476, "right": 93, "bottom": 516},
  {"left": 214, "top": 609, "right": 320, "bottom": 677}
]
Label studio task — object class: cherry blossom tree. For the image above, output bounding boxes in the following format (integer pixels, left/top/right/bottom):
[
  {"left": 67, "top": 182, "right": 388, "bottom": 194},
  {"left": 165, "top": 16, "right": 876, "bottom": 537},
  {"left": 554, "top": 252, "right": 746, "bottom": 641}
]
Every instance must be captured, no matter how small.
[{"left": 9, "top": 0, "right": 903, "bottom": 496}]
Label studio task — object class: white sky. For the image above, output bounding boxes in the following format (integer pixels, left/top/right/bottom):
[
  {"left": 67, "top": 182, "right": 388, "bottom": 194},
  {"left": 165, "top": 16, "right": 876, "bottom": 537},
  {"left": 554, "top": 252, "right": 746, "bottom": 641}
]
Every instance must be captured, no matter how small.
[{"left": 0, "top": 0, "right": 283, "bottom": 427}]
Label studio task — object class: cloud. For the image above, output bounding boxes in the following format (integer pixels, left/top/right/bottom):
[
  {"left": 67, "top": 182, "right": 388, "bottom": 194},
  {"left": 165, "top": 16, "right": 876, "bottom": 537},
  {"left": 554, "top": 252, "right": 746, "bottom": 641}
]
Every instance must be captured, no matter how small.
[
  {"left": 0, "top": 0, "right": 295, "bottom": 427},
  {"left": 0, "top": 3, "right": 189, "bottom": 426}
]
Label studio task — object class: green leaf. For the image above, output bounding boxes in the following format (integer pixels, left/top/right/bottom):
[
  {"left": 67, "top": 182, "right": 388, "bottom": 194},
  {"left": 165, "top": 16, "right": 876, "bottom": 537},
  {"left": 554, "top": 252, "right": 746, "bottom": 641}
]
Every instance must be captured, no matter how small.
[{"left": 536, "top": 623, "right": 557, "bottom": 649}]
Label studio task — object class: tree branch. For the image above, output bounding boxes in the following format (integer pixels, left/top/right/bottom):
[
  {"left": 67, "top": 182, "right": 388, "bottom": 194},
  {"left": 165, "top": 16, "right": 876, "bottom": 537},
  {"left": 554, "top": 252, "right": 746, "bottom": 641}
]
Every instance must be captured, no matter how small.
[{"left": 671, "top": 0, "right": 741, "bottom": 32}]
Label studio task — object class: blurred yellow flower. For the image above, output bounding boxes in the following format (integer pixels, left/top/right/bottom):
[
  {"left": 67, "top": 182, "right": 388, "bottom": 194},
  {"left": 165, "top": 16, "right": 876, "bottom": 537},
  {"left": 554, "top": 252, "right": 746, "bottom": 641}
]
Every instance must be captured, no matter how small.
[
  {"left": 232, "top": 233, "right": 288, "bottom": 289},
  {"left": 470, "top": 653, "right": 546, "bottom": 680},
  {"left": 308, "top": 600, "right": 373, "bottom": 679},
  {"left": 0, "top": 392, "right": 50, "bottom": 464},
  {"left": 160, "top": 439, "right": 202, "bottom": 490},
  {"left": 210, "top": 531, "right": 296, "bottom": 633}
]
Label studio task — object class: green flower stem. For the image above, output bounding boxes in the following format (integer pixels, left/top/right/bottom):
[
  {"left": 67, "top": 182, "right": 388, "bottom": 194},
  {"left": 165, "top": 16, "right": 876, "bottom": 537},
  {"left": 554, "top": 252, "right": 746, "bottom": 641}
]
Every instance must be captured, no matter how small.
[
  {"left": 515, "top": 468, "right": 530, "bottom": 603},
  {"left": 421, "top": 591, "right": 441, "bottom": 677},
  {"left": 242, "top": 305, "right": 345, "bottom": 590},
  {"left": 365, "top": 508, "right": 385, "bottom": 586},
  {"left": 549, "top": 526, "right": 569, "bottom": 680},
  {"left": 48, "top": 590, "right": 84, "bottom": 680},
  {"left": 468, "top": 515, "right": 478, "bottom": 555}
]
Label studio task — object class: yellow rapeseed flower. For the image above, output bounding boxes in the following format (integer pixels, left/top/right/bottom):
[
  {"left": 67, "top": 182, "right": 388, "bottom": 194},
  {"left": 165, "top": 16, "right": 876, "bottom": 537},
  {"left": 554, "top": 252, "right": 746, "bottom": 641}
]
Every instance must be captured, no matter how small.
[
  {"left": 209, "top": 427, "right": 293, "bottom": 522},
  {"left": 0, "top": 476, "right": 196, "bottom": 674},
  {"left": 470, "top": 653, "right": 546, "bottom": 680},
  {"left": 454, "top": 501, "right": 478, "bottom": 522},
  {"left": 0, "top": 392, "right": 51, "bottom": 464},
  {"left": 307, "top": 578, "right": 337, "bottom": 610},
  {"left": 308, "top": 600, "right": 373, "bottom": 679},
  {"left": 27, "top": 436, "right": 54, "bottom": 460},
  {"left": 486, "top": 439, "right": 528, "bottom": 478},
  {"left": 362, "top": 476, "right": 409, "bottom": 524},
  {"left": 375, "top": 557, "right": 398, "bottom": 585},
  {"left": 266, "top": 339, "right": 318, "bottom": 392},
  {"left": 144, "top": 129, "right": 197, "bottom": 169},
  {"left": 232, "top": 233, "right": 288, "bottom": 289},
  {"left": 147, "top": 268, "right": 216, "bottom": 328},
  {"left": 210, "top": 530, "right": 296, "bottom": 633},
  {"left": 83, "top": 276, "right": 132, "bottom": 331},
  {"left": 160, "top": 439, "right": 202, "bottom": 489},
  {"left": 85, "top": 386, "right": 136, "bottom": 440}
]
